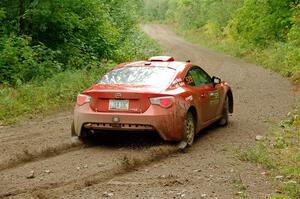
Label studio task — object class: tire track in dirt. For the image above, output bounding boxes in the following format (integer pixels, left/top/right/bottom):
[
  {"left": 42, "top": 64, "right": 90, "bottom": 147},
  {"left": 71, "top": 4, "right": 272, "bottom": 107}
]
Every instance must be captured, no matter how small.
[
  {"left": 0, "top": 145, "right": 178, "bottom": 198},
  {"left": 0, "top": 141, "right": 83, "bottom": 172},
  {"left": 0, "top": 112, "right": 78, "bottom": 171}
]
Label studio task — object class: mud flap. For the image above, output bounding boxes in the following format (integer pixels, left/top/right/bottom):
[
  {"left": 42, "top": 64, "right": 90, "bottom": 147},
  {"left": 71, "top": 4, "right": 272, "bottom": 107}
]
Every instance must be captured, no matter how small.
[{"left": 71, "top": 121, "right": 76, "bottom": 137}]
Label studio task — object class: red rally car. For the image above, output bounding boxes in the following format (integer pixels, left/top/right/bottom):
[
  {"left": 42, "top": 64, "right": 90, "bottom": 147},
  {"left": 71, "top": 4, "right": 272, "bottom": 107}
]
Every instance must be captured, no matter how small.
[{"left": 71, "top": 56, "right": 233, "bottom": 147}]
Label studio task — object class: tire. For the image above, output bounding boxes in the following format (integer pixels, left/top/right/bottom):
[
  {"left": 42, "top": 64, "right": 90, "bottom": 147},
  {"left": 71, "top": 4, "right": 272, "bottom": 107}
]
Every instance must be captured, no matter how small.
[
  {"left": 183, "top": 112, "right": 195, "bottom": 147},
  {"left": 218, "top": 96, "right": 229, "bottom": 126}
]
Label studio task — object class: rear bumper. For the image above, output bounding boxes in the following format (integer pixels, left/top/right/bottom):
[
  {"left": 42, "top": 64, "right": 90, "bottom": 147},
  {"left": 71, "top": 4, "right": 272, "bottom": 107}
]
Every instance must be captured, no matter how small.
[{"left": 73, "top": 103, "right": 184, "bottom": 141}]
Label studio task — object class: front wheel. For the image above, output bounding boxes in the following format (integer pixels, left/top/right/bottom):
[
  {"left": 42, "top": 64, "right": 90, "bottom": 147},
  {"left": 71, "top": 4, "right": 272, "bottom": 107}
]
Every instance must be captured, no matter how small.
[
  {"left": 182, "top": 112, "right": 195, "bottom": 147},
  {"left": 218, "top": 96, "right": 229, "bottom": 126}
]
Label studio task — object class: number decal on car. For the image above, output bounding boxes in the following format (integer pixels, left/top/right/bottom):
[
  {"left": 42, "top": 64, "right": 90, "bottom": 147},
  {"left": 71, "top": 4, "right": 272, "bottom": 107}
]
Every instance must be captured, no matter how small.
[{"left": 185, "top": 76, "right": 193, "bottom": 85}]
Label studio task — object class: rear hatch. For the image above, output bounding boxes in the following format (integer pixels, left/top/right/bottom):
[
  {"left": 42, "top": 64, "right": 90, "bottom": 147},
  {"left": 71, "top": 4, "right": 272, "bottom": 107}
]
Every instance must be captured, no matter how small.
[
  {"left": 84, "top": 84, "right": 162, "bottom": 113},
  {"left": 83, "top": 65, "right": 176, "bottom": 113}
]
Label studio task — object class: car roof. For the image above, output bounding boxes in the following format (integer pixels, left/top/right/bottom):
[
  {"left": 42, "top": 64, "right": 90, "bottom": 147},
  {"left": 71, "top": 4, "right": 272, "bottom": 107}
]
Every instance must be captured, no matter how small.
[{"left": 118, "top": 56, "right": 189, "bottom": 73}]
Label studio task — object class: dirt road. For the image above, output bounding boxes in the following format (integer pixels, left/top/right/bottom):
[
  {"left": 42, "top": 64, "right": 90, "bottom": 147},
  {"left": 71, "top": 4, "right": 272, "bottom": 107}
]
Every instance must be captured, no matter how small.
[{"left": 0, "top": 24, "right": 294, "bottom": 199}]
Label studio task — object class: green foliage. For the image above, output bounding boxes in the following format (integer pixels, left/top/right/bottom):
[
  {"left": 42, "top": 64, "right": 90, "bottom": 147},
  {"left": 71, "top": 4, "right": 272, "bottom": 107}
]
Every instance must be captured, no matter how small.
[
  {"left": 0, "top": 7, "right": 5, "bottom": 20},
  {"left": 0, "top": 63, "right": 112, "bottom": 125},
  {"left": 229, "top": 0, "right": 294, "bottom": 46},
  {"left": 0, "top": 0, "right": 154, "bottom": 86},
  {"left": 238, "top": 142, "right": 276, "bottom": 169},
  {"left": 115, "top": 31, "right": 161, "bottom": 62},
  {"left": 29, "top": 0, "right": 119, "bottom": 59},
  {"left": 144, "top": 0, "right": 243, "bottom": 29},
  {"left": 0, "top": 0, "right": 161, "bottom": 124},
  {"left": 0, "top": 7, "right": 7, "bottom": 33},
  {"left": 285, "top": 3, "right": 300, "bottom": 78},
  {"left": 0, "top": 35, "right": 61, "bottom": 85},
  {"left": 143, "top": 0, "right": 169, "bottom": 21}
]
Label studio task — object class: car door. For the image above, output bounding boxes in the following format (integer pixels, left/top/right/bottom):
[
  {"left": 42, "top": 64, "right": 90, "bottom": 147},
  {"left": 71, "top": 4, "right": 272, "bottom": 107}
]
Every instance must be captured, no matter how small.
[{"left": 185, "top": 66, "right": 221, "bottom": 122}]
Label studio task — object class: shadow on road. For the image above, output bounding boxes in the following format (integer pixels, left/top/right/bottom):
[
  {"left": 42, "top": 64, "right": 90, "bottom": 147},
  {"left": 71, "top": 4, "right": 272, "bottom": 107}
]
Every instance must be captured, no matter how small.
[
  {"left": 81, "top": 130, "right": 166, "bottom": 148},
  {"left": 81, "top": 122, "right": 232, "bottom": 149}
]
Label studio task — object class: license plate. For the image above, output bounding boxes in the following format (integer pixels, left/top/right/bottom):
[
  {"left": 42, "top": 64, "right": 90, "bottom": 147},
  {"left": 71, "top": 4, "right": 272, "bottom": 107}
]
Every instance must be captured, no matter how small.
[{"left": 109, "top": 100, "right": 129, "bottom": 110}]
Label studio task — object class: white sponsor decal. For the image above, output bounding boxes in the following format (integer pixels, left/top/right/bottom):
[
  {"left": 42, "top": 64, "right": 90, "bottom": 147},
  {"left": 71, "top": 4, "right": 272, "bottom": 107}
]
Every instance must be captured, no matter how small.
[
  {"left": 185, "top": 95, "right": 193, "bottom": 101},
  {"left": 173, "top": 78, "right": 185, "bottom": 88}
]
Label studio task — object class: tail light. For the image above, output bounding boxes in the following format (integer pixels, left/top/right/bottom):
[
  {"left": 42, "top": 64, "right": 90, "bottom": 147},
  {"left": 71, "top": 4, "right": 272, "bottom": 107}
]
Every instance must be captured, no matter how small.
[
  {"left": 76, "top": 94, "right": 91, "bottom": 106},
  {"left": 149, "top": 96, "right": 174, "bottom": 108}
]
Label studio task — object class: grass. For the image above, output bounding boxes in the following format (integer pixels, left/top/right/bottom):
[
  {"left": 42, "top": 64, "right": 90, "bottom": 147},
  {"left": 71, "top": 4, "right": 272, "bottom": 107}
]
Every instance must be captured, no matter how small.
[
  {"left": 167, "top": 23, "right": 300, "bottom": 198},
  {"left": 0, "top": 63, "right": 114, "bottom": 125},
  {"left": 233, "top": 175, "right": 248, "bottom": 199},
  {"left": 238, "top": 142, "right": 277, "bottom": 170},
  {"left": 237, "top": 115, "right": 300, "bottom": 198}
]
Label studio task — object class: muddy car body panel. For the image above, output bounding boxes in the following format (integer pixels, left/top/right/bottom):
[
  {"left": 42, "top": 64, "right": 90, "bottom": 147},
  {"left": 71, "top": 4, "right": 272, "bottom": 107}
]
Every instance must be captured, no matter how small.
[{"left": 72, "top": 56, "right": 233, "bottom": 142}]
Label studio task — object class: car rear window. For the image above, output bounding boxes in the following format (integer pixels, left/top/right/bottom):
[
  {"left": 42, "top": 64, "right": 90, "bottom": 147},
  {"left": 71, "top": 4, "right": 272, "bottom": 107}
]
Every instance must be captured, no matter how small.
[{"left": 98, "top": 66, "right": 176, "bottom": 88}]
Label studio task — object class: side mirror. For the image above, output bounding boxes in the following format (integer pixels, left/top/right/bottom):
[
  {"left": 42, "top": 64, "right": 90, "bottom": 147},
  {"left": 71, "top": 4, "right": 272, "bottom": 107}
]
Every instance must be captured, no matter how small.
[{"left": 212, "top": 76, "right": 221, "bottom": 87}]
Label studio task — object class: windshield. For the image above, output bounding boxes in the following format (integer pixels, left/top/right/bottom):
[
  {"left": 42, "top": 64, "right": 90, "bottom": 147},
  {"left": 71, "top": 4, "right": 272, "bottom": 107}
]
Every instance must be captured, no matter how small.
[{"left": 98, "top": 66, "right": 176, "bottom": 88}]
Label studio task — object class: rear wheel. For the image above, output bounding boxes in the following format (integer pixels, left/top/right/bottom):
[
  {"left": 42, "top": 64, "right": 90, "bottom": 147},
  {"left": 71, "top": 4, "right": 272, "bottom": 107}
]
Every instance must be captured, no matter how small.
[
  {"left": 183, "top": 112, "right": 195, "bottom": 147},
  {"left": 218, "top": 96, "right": 229, "bottom": 126}
]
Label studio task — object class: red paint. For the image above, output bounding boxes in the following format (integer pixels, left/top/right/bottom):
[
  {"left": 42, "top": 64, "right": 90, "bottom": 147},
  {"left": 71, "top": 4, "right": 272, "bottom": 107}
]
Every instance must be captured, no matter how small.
[{"left": 73, "top": 56, "right": 233, "bottom": 141}]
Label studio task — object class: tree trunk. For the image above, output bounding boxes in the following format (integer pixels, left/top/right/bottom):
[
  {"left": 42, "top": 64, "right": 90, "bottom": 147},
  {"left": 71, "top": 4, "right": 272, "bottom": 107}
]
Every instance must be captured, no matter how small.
[
  {"left": 28, "top": 0, "right": 33, "bottom": 36},
  {"left": 19, "top": 0, "right": 25, "bottom": 34}
]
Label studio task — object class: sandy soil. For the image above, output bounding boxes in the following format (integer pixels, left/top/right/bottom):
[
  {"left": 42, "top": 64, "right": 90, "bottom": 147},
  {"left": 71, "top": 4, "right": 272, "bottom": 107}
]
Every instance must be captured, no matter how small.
[{"left": 0, "top": 24, "right": 295, "bottom": 199}]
